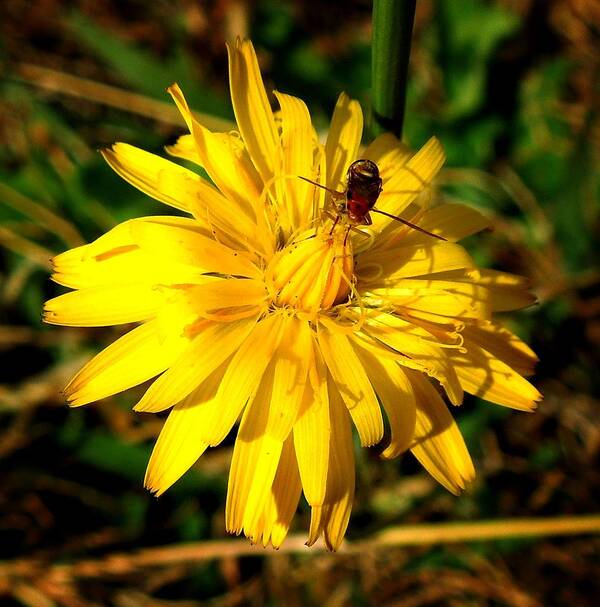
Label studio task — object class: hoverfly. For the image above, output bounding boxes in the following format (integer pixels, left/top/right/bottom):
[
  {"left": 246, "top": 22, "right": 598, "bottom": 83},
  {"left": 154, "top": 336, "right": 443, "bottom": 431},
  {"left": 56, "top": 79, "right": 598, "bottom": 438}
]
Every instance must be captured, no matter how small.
[{"left": 300, "top": 159, "right": 445, "bottom": 242}]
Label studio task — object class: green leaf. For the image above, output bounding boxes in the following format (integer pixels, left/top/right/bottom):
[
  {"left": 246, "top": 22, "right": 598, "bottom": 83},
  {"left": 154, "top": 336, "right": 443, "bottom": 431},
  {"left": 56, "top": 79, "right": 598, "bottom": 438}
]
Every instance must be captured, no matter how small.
[
  {"left": 437, "top": 1, "right": 520, "bottom": 120},
  {"left": 75, "top": 430, "right": 152, "bottom": 481}
]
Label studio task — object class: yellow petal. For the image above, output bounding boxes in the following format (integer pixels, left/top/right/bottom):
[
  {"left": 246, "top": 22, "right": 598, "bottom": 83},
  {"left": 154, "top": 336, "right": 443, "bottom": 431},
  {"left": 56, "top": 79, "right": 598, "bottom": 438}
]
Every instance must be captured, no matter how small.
[
  {"left": 134, "top": 318, "right": 257, "bottom": 413},
  {"left": 473, "top": 269, "right": 530, "bottom": 289},
  {"left": 368, "top": 279, "right": 492, "bottom": 320},
  {"left": 307, "top": 506, "right": 323, "bottom": 547},
  {"left": 242, "top": 431, "right": 285, "bottom": 540},
  {"left": 167, "top": 84, "right": 275, "bottom": 254},
  {"left": 64, "top": 319, "right": 186, "bottom": 407},
  {"left": 52, "top": 218, "right": 222, "bottom": 289},
  {"left": 103, "top": 143, "right": 258, "bottom": 251},
  {"left": 462, "top": 322, "right": 538, "bottom": 377},
  {"left": 208, "top": 313, "right": 287, "bottom": 444},
  {"left": 242, "top": 317, "right": 312, "bottom": 535},
  {"left": 144, "top": 363, "right": 227, "bottom": 495},
  {"left": 470, "top": 269, "right": 536, "bottom": 312},
  {"left": 489, "top": 290, "right": 536, "bottom": 313},
  {"left": 449, "top": 337, "right": 542, "bottom": 411},
  {"left": 317, "top": 324, "right": 384, "bottom": 446},
  {"left": 325, "top": 93, "right": 363, "bottom": 191},
  {"left": 400, "top": 203, "right": 491, "bottom": 244},
  {"left": 225, "top": 365, "right": 274, "bottom": 536},
  {"left": 362, "top": 313, "right": 463, "bottom": 405},
  {"left": 274, "top": 91, "right": 315, "bottom": 231},
  {"left": 353, "top": 343, "right": 416, "bottom": 459},
  {"left": 407, "top": 370, "right": 475, "bottom": 494},
  {"left": 363, "top": 132, "right": 412, "bottom": 183},
  {"left": 401, "top": 268, "right": 536, "bottom": 312},
  {"left": 356, "top": 242, "right": 474, "bottom": 286},
  {"left": 52, "top": 247, "right": 202, "bottom": 290},
  {"left": 148, "top": 319, "right": 291, "bottom": 500},
  {"left": 227, "top": 39, "right": 279, "bottom": 185},
  {"left": 165, "top": 133, "right": 200, "bottom": 164},
  {"left": 102, "top": 143, "right": 196, "bottom": 213},
  {"left": 175, "top": 278, "right": 269, "bottom": 322},
  {"left": 268, "top": 317, "right": 313, "bottom": 440},
  {"left": 293, "top": 345, "right": 330, "bottom": 508},
  {"left": 374, "top": 136, "right": 446, "bottom": 232},
  {"left": 167, "top": 84, "right": 267, "bottom": 230},
  {"left": 318, "top": 376, "right": 355, "bottom": 551},
  {"left": 44, "top": 283, "right": 165, "bottom": 327},
  {"left": 260, "top": 435, "right": 302, "bottom": 548},
  {"left": 129, "top": 218, "right": 261, "bottom": 279}
]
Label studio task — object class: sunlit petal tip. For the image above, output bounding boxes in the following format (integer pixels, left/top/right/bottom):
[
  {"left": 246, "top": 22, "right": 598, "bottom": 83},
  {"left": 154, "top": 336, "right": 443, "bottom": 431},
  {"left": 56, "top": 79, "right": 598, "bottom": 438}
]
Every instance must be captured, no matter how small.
[
  {"left": 529, "top": 390, "right": 543, "bottom": 410},
  {"left": 143, "top": 478, "right": 159, "bottom": 495},
  {"left": 325, "top": 92, "right": 364, "bottom": 190},
  {"left": 424, "top": 136, "right": 446, "bottom": 167},
  {"left": 41, "top": 303, "right": 55, "bottom": 325},
  {"left": 166, "top": 82, "right": 183, "bottom": 97},
  {"left": 65, "top": 393, "right": 92, "bottom": 408},
  {"left": 132, "top": 399, "right": 156, "bottom": 413},
  {"left": 62, "top": 372, "right": 81, "bottom": 396},
  {"left": 324, "top": 532, "right": 346, "bottom": 553},
  {"left": 306, "top": 506, "right": 323, "bottom": 546},
  {"left": 144, "top": 479, "right": 170, "bottom": 498},
  {"left": 167, "top": 83, "right": 192, "bottom": 127}
]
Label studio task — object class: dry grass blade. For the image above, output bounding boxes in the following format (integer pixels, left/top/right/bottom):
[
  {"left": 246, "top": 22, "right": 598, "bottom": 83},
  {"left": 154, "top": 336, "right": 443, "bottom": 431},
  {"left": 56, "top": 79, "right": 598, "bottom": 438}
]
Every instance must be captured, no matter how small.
[
  {"left": 372, "top": 515, "right": 600, "bottom": 545},
  {"left": 11, "top": 584, "right": 56, "bottom": 607},
  {"left": 387, "top": 570, "right": 542, "bottom": 607},
  {"left": 17, "top": 63, "right": 235, "bottom": 132},
  {"left": 2, "top": 516, "right": 598, "bottom": 584},
  {"left": 0, "top": 225, "right": 53, "bottom": 269},
  {"left": 496, "top": 165, "right": 555, "bottom": 244},
  {"left": 0, "top": 182, "right": 84, "bottom": 248},
  {"left": 0, "top": 356, "right": 90, "bottom": 412}
]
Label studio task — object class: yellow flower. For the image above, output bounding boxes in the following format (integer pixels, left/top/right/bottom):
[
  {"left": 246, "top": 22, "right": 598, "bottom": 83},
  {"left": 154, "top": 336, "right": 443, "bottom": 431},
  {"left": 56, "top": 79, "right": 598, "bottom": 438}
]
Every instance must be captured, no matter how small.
[{"left": 44, "top": 40, "right": 541, "bottom": 550}]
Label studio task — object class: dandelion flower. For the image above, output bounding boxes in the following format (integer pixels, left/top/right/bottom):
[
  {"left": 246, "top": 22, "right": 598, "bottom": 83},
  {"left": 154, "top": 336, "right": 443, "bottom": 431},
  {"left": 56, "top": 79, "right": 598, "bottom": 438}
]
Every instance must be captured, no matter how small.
[{"left": 44, "top": 40, "right": 541, "bottom": 550}]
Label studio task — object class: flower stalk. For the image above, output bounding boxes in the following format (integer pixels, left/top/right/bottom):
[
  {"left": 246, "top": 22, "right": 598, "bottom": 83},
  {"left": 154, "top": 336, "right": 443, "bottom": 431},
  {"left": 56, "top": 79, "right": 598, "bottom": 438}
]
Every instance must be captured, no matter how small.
[{"left": 371, "top": 0, "right": 417, "bottom": 139}]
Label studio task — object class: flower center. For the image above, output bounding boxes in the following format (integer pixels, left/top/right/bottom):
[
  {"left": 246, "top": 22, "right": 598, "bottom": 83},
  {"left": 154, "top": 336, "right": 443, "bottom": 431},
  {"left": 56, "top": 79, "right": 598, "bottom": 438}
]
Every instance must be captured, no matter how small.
[{"left": 266, "top": 230, "right": 354, "bottom": 314}]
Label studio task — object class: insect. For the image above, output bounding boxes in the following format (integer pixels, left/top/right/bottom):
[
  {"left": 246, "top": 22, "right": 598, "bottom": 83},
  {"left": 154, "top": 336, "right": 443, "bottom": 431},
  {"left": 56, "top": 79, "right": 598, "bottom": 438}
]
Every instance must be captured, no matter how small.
[{"left": 300, "top": 159, "right": 445, "bottom": 242}]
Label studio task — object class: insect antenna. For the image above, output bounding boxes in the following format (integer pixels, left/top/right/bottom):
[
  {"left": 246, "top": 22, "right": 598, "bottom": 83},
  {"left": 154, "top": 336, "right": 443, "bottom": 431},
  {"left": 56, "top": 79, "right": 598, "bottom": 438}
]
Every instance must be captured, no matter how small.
[
  {"left": 371, "top": 208, "right": 446, "bottom": 241},
  {"left": 298, "top": 176, "right": 345, "bottom": 198}
]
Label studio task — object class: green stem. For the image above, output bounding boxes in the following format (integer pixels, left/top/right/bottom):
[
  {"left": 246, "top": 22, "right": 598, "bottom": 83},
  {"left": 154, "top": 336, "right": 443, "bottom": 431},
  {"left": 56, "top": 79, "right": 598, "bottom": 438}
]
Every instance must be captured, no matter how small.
[{"left": 371, "top": 0, "right": 416, "bottom": 139}]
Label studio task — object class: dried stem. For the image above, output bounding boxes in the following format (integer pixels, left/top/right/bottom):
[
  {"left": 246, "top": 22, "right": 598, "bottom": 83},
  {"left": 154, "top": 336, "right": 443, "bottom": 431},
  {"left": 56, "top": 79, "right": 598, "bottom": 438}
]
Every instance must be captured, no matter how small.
[
  {"left": 16, "top": 63, "right": 235, "bottom": 132},
  {"left": 2, "top": 515, "right": 598, "bottom": 583}
]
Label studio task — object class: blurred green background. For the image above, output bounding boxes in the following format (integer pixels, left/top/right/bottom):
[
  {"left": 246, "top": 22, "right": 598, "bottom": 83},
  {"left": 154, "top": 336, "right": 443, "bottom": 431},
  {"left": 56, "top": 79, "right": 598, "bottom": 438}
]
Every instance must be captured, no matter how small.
[{"left": 0, "top": 0, "right": 599, "bottom": 605}]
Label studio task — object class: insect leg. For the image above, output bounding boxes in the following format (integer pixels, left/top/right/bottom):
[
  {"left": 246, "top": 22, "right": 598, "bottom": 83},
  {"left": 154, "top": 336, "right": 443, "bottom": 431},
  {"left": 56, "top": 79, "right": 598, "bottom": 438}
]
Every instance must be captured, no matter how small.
[
  {"left": 329, "top": 214, "right": 340, "bottom": 236},
  {"left": 343, "top": 225, "right": 352, "bottom": 246}
]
